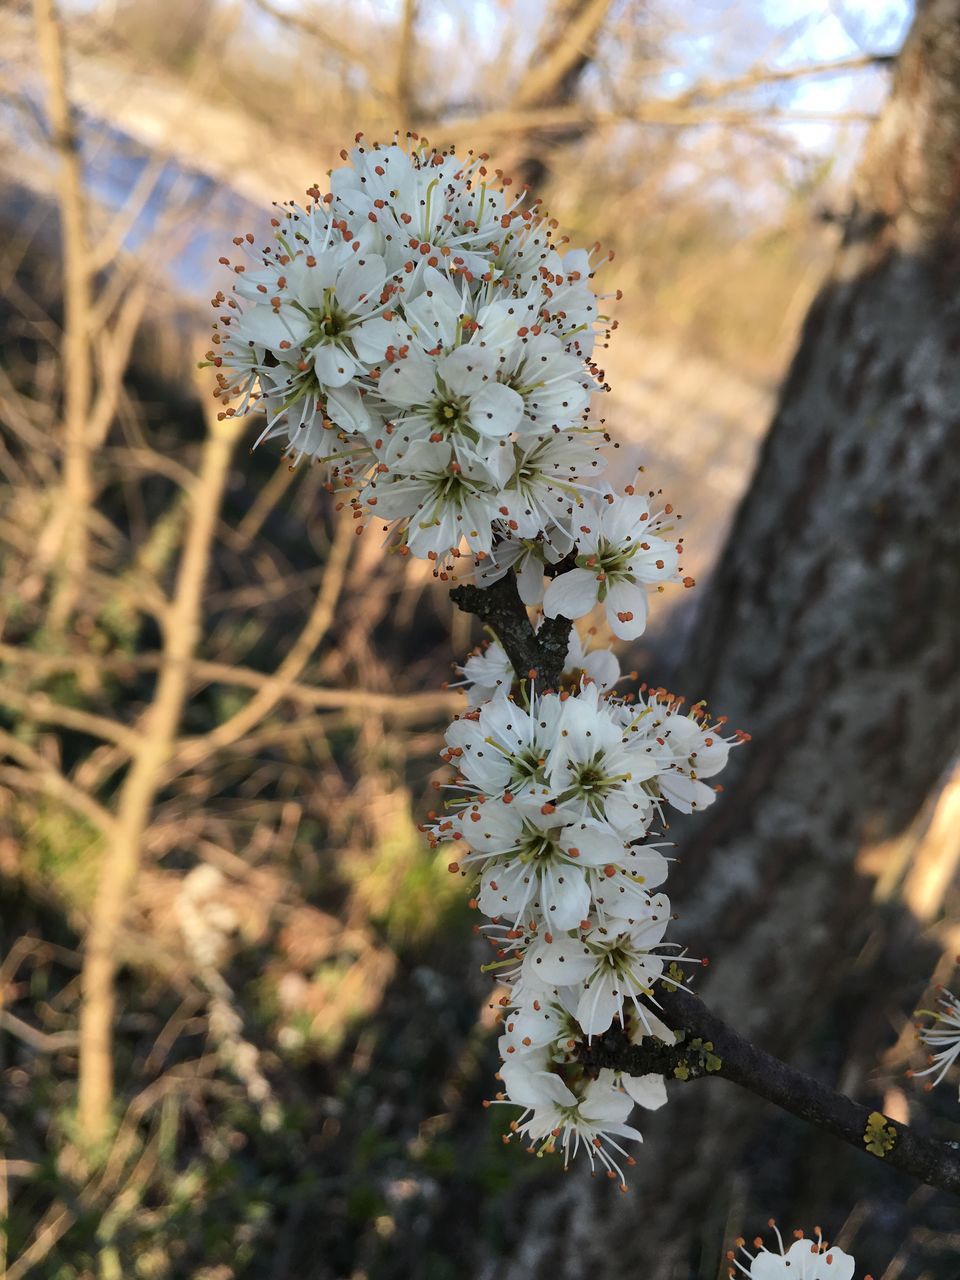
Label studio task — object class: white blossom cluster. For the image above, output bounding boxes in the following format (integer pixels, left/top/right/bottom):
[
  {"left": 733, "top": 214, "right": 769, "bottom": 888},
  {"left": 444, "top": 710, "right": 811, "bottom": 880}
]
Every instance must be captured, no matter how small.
[
  {"left": 209, "top": 135, "right": 693, "bottom": 632},
  {"left": 428, "top": 652, "right": 746, "bottom": 1185},
  {"left": 728, "top": 1223, "right": 861, "bottom": 1280},
  {"left": 216, "top": 135, "right": 733, "bottom": 1184}
]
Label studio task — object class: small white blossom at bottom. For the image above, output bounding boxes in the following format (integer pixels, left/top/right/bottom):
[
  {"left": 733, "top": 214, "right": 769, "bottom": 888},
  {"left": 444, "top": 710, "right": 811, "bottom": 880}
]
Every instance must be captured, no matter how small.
[
  {"left": 727, "top": 1223, "right": 861, "bottom": 1280},
  {"left": 496, "top": 1061, "right": 646, "bottom": 1189},
  {"left": 911, "top": 985, "right": 960, "bottom": 1095}
]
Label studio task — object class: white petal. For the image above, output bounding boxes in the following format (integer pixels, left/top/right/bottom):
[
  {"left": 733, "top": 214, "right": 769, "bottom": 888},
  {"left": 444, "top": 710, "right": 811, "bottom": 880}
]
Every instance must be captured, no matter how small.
[
  {"left": 334, "top": 254, "right": 386, "bottom": 314},
  {"left": 578, "top": 1072, "right": 634, "bottom": 1124},
  {"left": 325, "top": 385, "right": 371, "bottom": 436},
  {"left": 312, "top": 342, "right": 359, "bottom": 388},
  {"left": 240, "top": 302, "right": 311, "bottom": 350},
  {"left": 659, "top": 772, "right": 717, "bottom": 814},
  {"left": 582, "top": 648, "right": 620, "bottom": 690},
  {"left": 438, "top": 346, "right": 494, "bottom": 396},
  {"left": 517, "top": 552, "right": 547, "bottom": 605},
  {"left": 539, "top": 862, "right": 590, "bottom": 931},
  {"left": 543, "top": 568, "right": 600, "bottom": 621},
  {"left": 351, "top": 315, "right": 404, "bottom": 364},
  {"left": 621, "top": 1072, "right": 667, "bottom": 1111},
  {"left": 605, "top": 580, "right": 648, "bottom": 640},
  {"left": 576, "top": 971, "right": 623, "bottom": 1037},
  {"left": 814, "top": 1249, "right": 855, "bottom": 1280},
  {"left": 525, "top": 933, "right": 595, "bottom": 986},
  {"left": 469, "top": 383, "right": 524, "bottom": 438}
]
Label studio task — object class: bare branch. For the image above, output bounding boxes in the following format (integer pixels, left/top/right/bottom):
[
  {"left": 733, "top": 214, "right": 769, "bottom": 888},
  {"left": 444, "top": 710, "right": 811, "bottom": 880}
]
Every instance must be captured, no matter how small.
[
  {"left": 0, "top": 1008, "right": 79, "bottom": 1052},
  {"left": 0, "top": 682, "right": 140, "bottom": 752},
  {"left": 77, "top": 398, "right": 244, "bottom": 1146},
  {"left": 4, "top": 1201, "right": 76, "bottom": 1280},
  {"left": 0, "top": 645, "right": 460, "bottom": 719},
  {"left": 450, "top": 574, "right": 571, "bottom": 690},
  {"left": 446, "top": 101, "right": 879, "bottom": 139},
  {"left": 31, "top": 0, "right": 94, "bottom": 628},
  {"left": 512, "top": 0, "right": 613, "bottom": 111},
  {"left": 0, "top": 737, "right": 117, "bottom": 837},
  {"left": 166, "top": 512, "right": 354, "bottom": 776},
  {"left": 446, "top": 53, "right": 892, "bottom": 140},
  {"left": 244, "top": 0, "right": 392, "bottom": 99}
]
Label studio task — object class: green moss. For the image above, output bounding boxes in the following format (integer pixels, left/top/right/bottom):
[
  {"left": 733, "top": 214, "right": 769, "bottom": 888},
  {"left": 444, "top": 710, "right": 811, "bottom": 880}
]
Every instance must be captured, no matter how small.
[{"left": 19, "top": 799, "right": 103, "bottom": 908}]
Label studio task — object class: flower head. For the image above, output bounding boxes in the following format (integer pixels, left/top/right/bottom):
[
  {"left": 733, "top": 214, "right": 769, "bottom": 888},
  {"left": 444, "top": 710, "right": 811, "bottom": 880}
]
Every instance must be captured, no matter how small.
[
  {"left": 543, "top": 488, "right": 685, "bottom": 639},
  {"left": 211, "top": 136, "right": 617, "bottom": 566},
  {"left": 522, "top": 904, "right": 673, "bottom": 1038},
  {"left": 728, "top": 1223, "right": 862, "bottom": 1280},
  {"left": 496, "top": 1060, "right": 646, "bottom": 1189},
  {"left": 912, "top": 985, "right": 960, "bottom": 1095}
]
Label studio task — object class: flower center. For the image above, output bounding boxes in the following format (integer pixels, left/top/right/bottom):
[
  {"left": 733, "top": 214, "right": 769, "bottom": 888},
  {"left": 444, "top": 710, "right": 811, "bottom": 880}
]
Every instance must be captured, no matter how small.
[
  {"left": 516, "top": 824, "right": 564, "bottom": 865},
  {"left": 508, "top": 746, "right": 549, "bottom": 789},
  {"left": 429, "top": 393, "right": 467, "bottom": 434},
  {"left": 301, "top": 289, "right": 353, "bottom": 346},
  {"left": 577, "top": 538, "right": 640, "bottom": 591}
]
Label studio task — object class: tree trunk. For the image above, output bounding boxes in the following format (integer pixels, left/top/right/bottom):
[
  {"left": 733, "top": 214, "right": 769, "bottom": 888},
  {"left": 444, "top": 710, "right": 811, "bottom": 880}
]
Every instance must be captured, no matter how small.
[{"left": 495, "top": 1, "right": 960, "bottom": 1273}]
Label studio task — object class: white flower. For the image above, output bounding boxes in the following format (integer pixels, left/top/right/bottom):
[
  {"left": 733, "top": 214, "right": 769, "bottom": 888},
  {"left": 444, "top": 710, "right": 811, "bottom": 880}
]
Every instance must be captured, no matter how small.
[
  {"left": 547, "top": 681, "right": 663, "bottom": 836},
  {"left": 214, "top": 207, "right": 388, "bottom": 468},
  {"left": 618, "top": 688, "right": 747, "bottom": 817},
  {"left": 454, "top": 638, "right": 516, "bottom": 707},
  {"left": 328, "top": 141, "right": 526, "bottom": 278},
  {"left": 521, "top": 902, "right": 672, "bottom": 1038},
  {"left": 913, "top": 986, "right": 960, "bottom": 1095},
  {"left": 543, "top": 489, "right": 685, "bottom": 639},
  {"left": 443, "top": 689, "right": 564, "bottom": 801},
  {"left": 491, "top": 327, "right": 595, "bottom": 436},
  {"left": 498, "top": 985, "right": 582, "bottom": 1060},
  {"left": 366, "top": 438, "right": 503, "bottom": 560},
  {"left": 213, "top": 136, "right": 614, "bottom": 564},
  {"left": 496, "top": 428, "right": 606, "bottom": 539},
  {"left": 451, "top": 793, "right": 634, "bottom": 931},
  {"left": 443, "top": 680, "right": 718, "bottom": 850},
  {"left": 373, "top": 301, "right": 525, "bottom": 454},
  {"left": 619, "top": 1070, "right": 668, "bottom": 1111},
  {"left": 498, "top": 1060, "right": 645, "bottom": 1188},
  {"left": 476, "top": 527, "right": 574, "bottom": 605},
  {"left": 729, "top": 1224, "right": 857, "bottom": 1280},
  {"left": 564, "top": 628, "right": 620, "bottom": 692}
]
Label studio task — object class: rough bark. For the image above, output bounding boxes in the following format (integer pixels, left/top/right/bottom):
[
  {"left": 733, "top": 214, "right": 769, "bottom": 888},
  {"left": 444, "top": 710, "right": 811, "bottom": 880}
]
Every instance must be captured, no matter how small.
[{"left": 495, "top": 2, "right": 960, "bottom": 1273}]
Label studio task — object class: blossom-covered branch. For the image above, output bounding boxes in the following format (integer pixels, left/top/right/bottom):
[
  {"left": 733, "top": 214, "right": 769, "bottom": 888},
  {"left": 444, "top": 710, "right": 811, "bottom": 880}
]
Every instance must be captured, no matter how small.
[
  {"left": 450, "top": 566, "right": 960, "bottom": 1200},
  {"left": 214, "top": 134, "right": 953, "bottom": 1205}
]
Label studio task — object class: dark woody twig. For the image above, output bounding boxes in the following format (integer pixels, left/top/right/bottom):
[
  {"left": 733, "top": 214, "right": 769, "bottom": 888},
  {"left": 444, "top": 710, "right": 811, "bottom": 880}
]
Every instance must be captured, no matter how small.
[
  {"left": 450, "top": 575, "right": 570, "bottom": 690},
  {"left": 577, "top": 983, "right": 960, "bottom": 1198}
]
